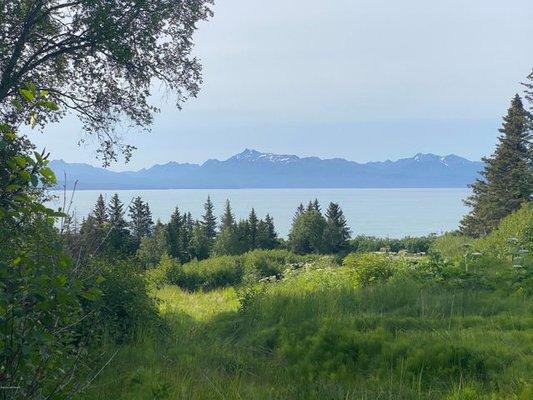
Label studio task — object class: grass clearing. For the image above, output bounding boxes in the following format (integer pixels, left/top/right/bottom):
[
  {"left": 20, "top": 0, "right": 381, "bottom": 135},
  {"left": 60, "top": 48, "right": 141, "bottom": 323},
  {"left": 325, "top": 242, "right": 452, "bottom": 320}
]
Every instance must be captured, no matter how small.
[{"left": 81, "top": 267, "right": 532, "bottom": 399}]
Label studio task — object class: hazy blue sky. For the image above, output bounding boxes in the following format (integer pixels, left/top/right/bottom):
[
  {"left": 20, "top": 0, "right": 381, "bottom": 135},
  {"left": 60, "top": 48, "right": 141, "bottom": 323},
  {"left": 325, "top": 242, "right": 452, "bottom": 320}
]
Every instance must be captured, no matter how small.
[{"left": 31, "top": 0, "right": 533, "bottom": 170}]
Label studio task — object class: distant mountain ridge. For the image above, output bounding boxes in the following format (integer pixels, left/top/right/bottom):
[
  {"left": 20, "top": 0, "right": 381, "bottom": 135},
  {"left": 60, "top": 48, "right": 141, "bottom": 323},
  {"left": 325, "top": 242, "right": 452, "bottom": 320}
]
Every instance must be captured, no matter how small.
[{"left": 50, "top": 149, "right": 482, "bottom": 189}]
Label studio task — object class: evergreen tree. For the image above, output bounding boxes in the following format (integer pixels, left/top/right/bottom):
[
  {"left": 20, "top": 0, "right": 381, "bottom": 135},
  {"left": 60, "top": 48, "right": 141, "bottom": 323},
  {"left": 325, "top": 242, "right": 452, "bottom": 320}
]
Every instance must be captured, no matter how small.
[
  {"left": 108, "top": 194, "right": 127, "bottom": 230},
  {"left": 523, "top": 69, "right": 533, "bottom": 113},
  {"left": 78, "top": 215, "right": 100, "bottom": 255},
  {"left": 460, "top": 94, "right": 532, "bottom": 236},
  {"left": 167, "top": 207, "right": 183, "bottom": 260},
  {"left": 78, "top": 195, "right": 109, "bottom": 255},
  {"left": 248, "top": 208, "right": 259, "bottom": 249},
  {"left": 201, "top": 196, "right": 217, "bottom": 242},
  {"left": 293, "top": 203, "right": 305, "bottom": 222},
  {"left": 190, "top": 221, "right": 210, "bottom": 260},
  {"left": 106, "top": 194, "right": 131, "bottom": 255},
  {"left": 129, "top": 197, "right": 154, "bottom": 245},
  {"left": 257, "top": 214, "right": 278, "bottom": 249},
  {"left": 92, "top": 194, "right": 108, "bottom": 228},
  {"left": 213, "top": 201, "right": 241, "bottom": 255},
  {"left": 323, "top": 202, "right": 351, "bottom": 253},
  {"left": 220, "top": 200, "right": 236, "bottom": 230}
]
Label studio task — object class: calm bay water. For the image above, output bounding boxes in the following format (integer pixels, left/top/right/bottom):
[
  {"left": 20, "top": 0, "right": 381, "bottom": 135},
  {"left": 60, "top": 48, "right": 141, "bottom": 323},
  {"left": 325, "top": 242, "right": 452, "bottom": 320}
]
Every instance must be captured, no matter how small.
[{"left": 49, "top": 188, "right": 470, "bottom": 238}]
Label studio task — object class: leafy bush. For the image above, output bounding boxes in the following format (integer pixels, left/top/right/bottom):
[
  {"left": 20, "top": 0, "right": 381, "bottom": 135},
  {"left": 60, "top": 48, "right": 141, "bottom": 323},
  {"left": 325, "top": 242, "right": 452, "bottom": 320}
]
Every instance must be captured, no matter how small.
[
  {"left": 342, "top": 253, "right": 396, "bottom": 286},
  {"left": 82, "top": 259, "right": 162, "bottom": 343},
  {"left": 147, "top": 254, "right": 179, "bottom": 289},
  {"left": 166, "top": 256, "right": 244, "bottom": 291},
  {"left": 165, "top": 250, "right": 317, "bottom": 291},
  {"left": 430, "top": 233, "right": 475, "bottom": 261},
  {"left": 476, "top": 202, "right": 532, "bottom": 257},
  {"left": 349, "top": 235, "right": 436, "bottom": 254},
  {"left": 242, "top": 249, "right": 310, "bottom": 282}
]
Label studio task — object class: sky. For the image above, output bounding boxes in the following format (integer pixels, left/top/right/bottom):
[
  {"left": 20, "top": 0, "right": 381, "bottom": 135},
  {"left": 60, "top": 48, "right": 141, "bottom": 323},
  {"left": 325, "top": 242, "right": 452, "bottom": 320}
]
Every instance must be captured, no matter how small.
[{"left": 31, "top": 0, "right": 533, "bottom": 171}]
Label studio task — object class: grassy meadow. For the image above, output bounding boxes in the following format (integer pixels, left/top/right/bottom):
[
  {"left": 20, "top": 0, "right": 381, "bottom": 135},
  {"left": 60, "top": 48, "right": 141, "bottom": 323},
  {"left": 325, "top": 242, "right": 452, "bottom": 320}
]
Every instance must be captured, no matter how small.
[{"left": 80, "top": 206, "right": 533, "bottom": 400}]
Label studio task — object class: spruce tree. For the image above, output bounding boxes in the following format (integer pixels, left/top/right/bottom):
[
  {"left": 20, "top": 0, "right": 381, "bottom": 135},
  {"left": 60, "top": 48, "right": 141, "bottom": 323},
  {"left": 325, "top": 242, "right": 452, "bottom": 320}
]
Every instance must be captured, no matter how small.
[
  {"left": 107, "top": 193, "right": 131, "bottom": 254},
  {"left": 129, "top": 197, "right": 154, "bottom": 244},
  {"left": 167, "top": 207, "right": 183, "bottom": 259},
  {"left": 220, "top": 200, "right": 236, "bottom": 230},
  {"left": 293, "top": 203, "right": 305, "bottom": 222},
  {"left": 523, "top": 69, "right": 533, "bottom": 112},
  {"left": 248, "top": 208, "right": 259, "bottom": 249},
  {"left": 108, "top": 194, "right": 127, "bottom": 230},
  {"left": 78, "top": 194, "right": 109, "bottom": 255},
  {"left": 460, "top": 94, "right": 532, "bottom": 236},
  {"left": 323, "top": 202, "right": 351, "bottom": 253},
  {"left": 179, "top": 212, "right": 195, "bottom": 263},
  {"left": 257, "top": 214, "right": 277, "bottom": 249},
  {"left": 92, "top": 194, "right": 108, "bottom": 228},
  {"left": 201, "top": 196, "right": 217, "bottom": 242},
  {"left": 190, "top": 220, "right": 210, "bottom": 260},
  {"left": 213, "top": 200, "right": 240, "bottom": 255},
  {"left": 236, "top": 219, "right": 252, "bottom": 253}
]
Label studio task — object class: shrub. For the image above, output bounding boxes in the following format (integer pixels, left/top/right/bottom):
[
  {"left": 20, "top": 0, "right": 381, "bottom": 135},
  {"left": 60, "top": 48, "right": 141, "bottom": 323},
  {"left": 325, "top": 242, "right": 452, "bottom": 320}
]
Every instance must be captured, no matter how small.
[
  {"left": 430, "top": 233, "right": 475, "bottom": 261},
  {"left": 146, "top": 254, "right": 179, "bottom": 289},
  {"left": 476, "top": 202, "right": 533, "bottom": 258},
  {"left": 165, "top": 250, "right": 318, "bottom": 291},
  {"left": 342, "top": 253, "right": 395, "bottom": 286},
  {"left": 0, "top": 123, "right": 92, "bottom": 398},
  {"left": 83, "top": 259, "right": 162, "bottom": 343},
  {"left": 166, "top": 256, "right": 244, "bottom": 291},
  {"left": 242, "top": 249, "right": 308, "bottom": 282},
  {"left": 349, "top": 235, "right": 437, "bottom": 254}
]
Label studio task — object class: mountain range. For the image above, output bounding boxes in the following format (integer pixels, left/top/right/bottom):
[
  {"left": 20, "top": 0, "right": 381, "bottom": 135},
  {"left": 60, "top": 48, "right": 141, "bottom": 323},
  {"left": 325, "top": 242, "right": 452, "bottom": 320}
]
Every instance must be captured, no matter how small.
[{"left": 49, "top": 149, "right": 482, "bottom": 189}]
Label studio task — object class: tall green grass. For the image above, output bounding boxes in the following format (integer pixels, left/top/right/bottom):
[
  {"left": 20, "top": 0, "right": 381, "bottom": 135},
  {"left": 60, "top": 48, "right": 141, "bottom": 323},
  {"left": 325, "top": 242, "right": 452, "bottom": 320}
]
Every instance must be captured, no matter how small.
[
  {"left": 80, "top": 207, "right": 533, "bottom": 399},
  {"left": 81, "top": 272, "right": 532, "bottom": 399}
]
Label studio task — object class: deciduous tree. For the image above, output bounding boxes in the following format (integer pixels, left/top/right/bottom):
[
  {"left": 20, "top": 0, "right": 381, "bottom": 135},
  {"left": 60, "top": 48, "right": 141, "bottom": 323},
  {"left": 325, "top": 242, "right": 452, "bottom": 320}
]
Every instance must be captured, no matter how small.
[{"left": 0, "top": 0, "right": 213, "bottom": 163}]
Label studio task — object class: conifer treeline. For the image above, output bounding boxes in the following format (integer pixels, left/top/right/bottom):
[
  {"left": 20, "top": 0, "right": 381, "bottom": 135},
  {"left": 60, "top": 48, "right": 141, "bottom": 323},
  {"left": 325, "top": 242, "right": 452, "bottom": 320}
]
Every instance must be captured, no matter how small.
[{"left": 67, "top": 195, "right": 351, "bottom": 265}]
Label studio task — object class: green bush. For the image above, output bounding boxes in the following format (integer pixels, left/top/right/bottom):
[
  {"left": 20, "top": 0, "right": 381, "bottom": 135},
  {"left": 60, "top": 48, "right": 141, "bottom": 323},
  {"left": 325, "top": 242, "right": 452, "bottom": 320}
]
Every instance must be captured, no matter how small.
[
  {"left": 430, "top": 233, "right": 475, "bottom": 261},
  {"left": 476, "top": 202, "right": 532, "bottom": 258},
  {"left": 147, "top": 254, "right": 179, "bottom": 289},
  {"left": 83, "top": 259, "right": 162, "bottom": 343},
  {"left": 0, "top": 123, "right": 92, "bottom": 398},
  {"left": 166, "top": 255, "right": 244, "bottom": 291},
  {"left": 342, "top": 253, "right": 396, "bottom": 286},
  {"left": 165, "top": 250, "right": 317, "bottom": 291},
  {"left": 242, "top": 249, "right": 309, "bottom": 282},
  {"left": 349, "top": 235, "right": 436, "bottom": 254}
]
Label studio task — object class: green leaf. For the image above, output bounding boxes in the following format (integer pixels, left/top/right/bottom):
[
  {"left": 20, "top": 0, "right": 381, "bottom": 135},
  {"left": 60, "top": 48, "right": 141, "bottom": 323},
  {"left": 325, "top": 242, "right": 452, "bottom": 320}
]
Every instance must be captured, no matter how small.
[
  {"left": 40, "top": 167, "right": 57, "bottom": 184},
  {"left": 82, "top": 288, "right": 103, "bottom": 301},
  {"left": 20, "top": 88, "right": 35, "bottom": 102},
  {"left": 10, "top": 98, "right": 23, "bottom": 110},
  {"left": 34, "top": 151, "right": 43, "bottom": 163},
  {"left": 30, "top": 174, "right": 39, "bottom": 187},
  {"left": 39, "top": 100, "right": 59, "bottom": 111},
  {"left": 13, "top": 155, "right": 27, "bottom": 168}
]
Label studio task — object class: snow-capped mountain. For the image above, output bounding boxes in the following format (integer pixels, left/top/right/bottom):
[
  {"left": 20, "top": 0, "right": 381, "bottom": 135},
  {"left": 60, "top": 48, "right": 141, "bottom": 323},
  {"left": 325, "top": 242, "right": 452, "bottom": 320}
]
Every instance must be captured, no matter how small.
[
  {"left": 227, "top": 148, "right": 300, "bottom": 164},
  {"left": 50, "top": 149, "right": 482, "bottom": 189}
]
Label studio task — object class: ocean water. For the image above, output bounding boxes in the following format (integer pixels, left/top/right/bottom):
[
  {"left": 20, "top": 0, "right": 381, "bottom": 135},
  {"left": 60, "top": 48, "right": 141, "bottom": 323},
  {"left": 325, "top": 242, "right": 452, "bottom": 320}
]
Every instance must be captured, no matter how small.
[{"left": 49, "top": 188, "right": 470, "bottom": 238}]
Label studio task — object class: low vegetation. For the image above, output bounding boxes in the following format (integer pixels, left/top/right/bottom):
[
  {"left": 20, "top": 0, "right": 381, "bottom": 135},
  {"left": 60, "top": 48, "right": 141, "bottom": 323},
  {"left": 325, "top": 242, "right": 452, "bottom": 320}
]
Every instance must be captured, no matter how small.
[{"left": 78, "top": 204, "right": 532, "bottom": 399}]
